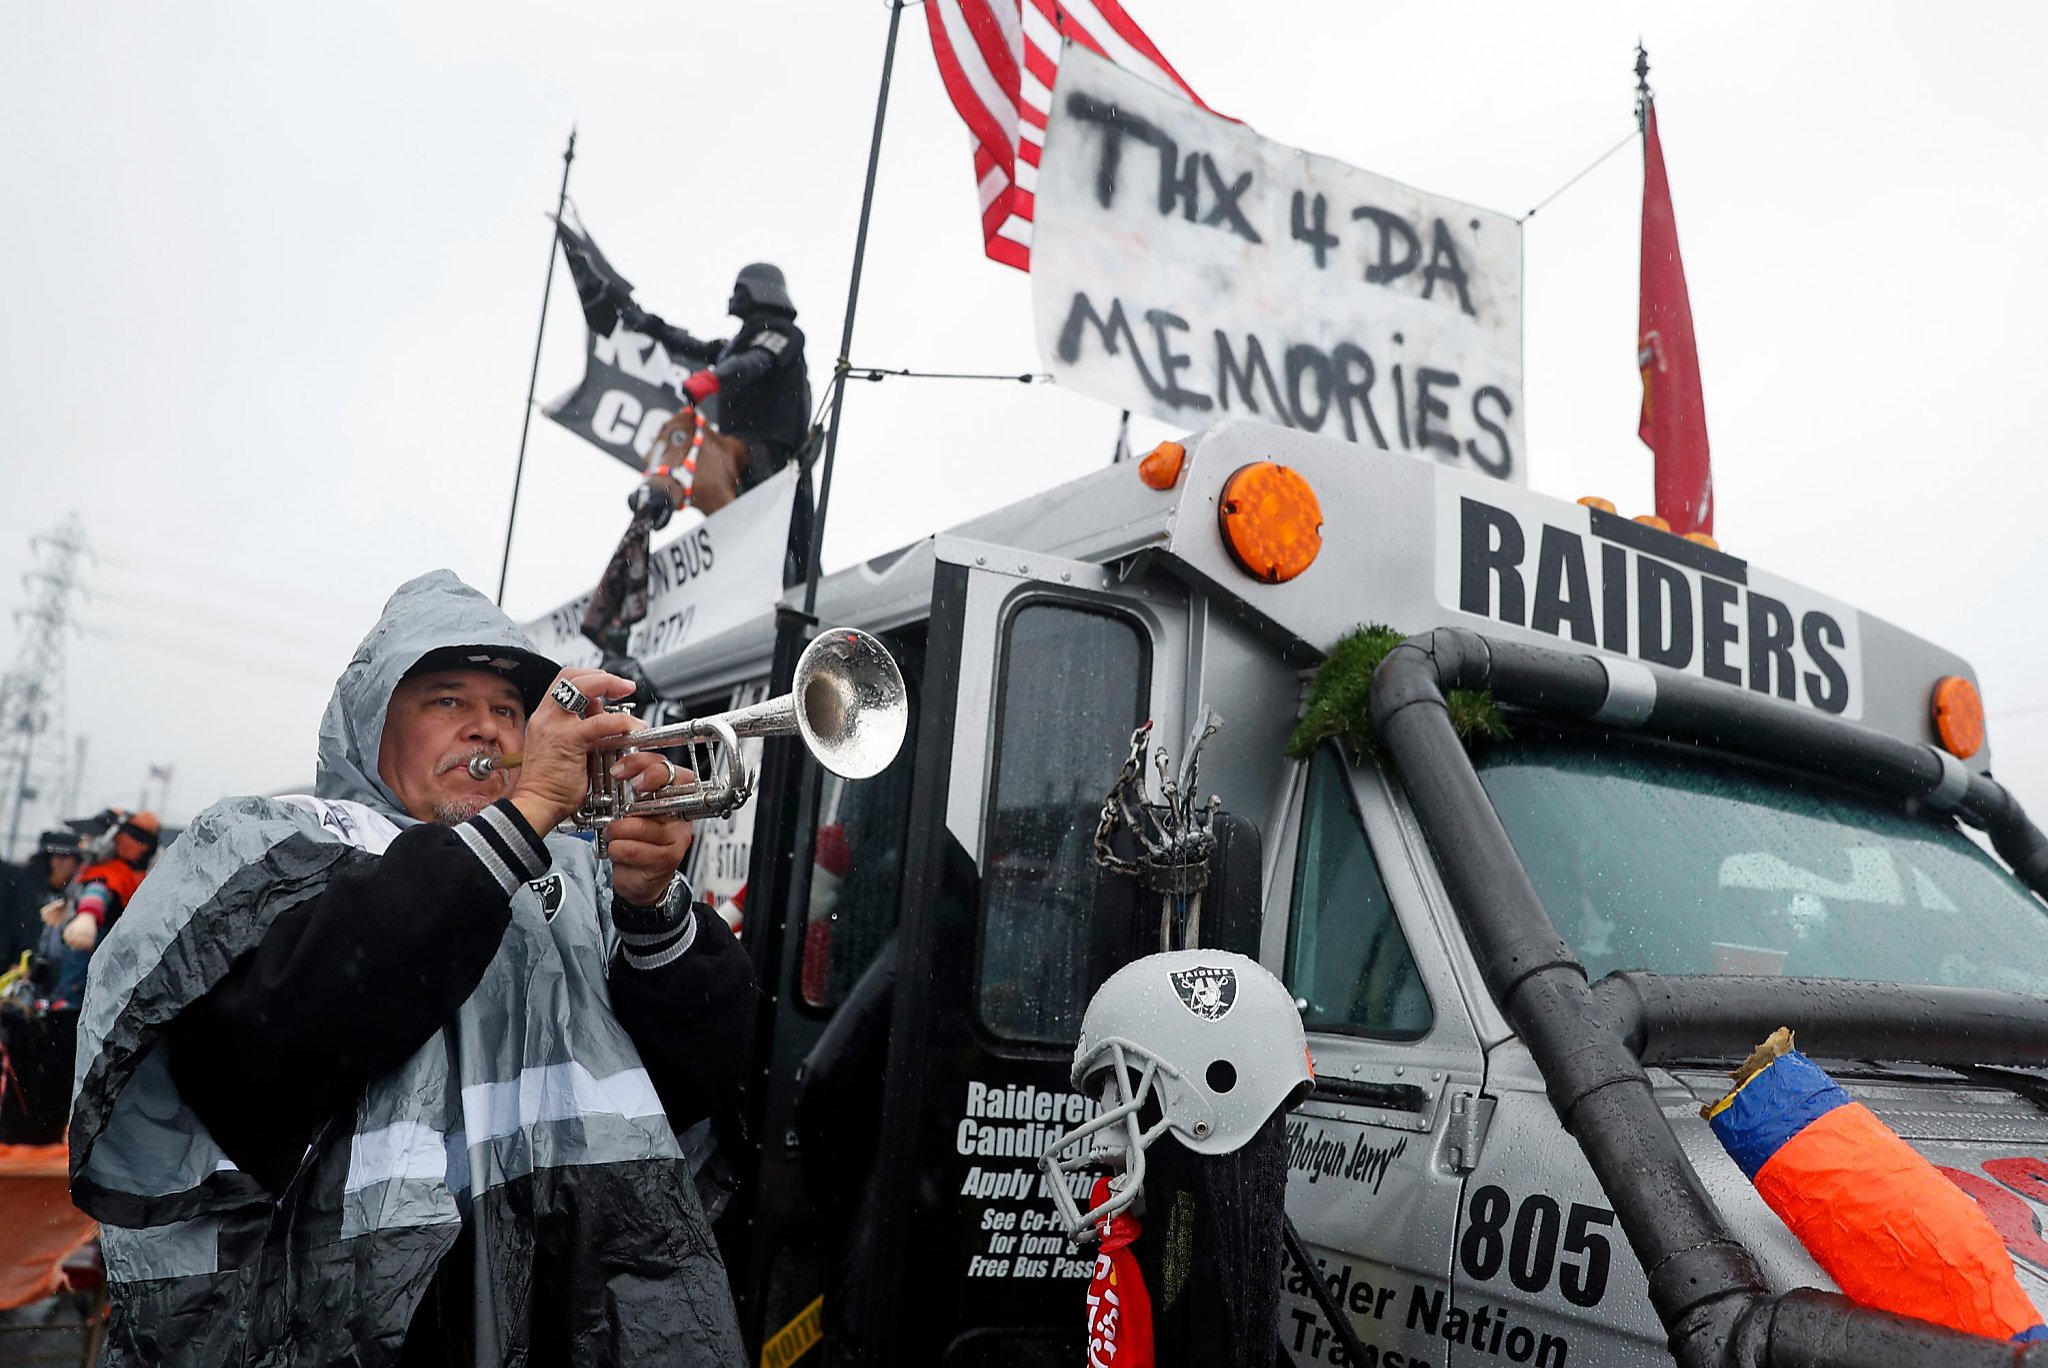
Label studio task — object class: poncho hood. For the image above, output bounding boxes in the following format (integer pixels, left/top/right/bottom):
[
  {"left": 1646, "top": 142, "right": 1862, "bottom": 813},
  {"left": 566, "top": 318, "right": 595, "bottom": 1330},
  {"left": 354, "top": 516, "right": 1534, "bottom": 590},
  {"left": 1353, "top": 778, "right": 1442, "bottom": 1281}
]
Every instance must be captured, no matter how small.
[{"left": 315, "top": 569, "right": 558, "bottom": 816}]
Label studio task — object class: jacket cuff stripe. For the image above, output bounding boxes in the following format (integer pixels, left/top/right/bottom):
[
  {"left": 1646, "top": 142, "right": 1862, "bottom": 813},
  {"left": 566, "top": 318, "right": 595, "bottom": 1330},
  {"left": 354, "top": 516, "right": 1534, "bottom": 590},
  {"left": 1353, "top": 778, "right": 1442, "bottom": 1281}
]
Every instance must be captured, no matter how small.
[
  {"left": 478, "top": 801, "right": 549, "bottom": 878},
  {"left": 618, "top": 925, "right": 687, "bottom": 948},
  {"left": 454, "top": 821, "right": 520, "bottom": 895},
  {"left": 622, "top": 913, "right": 697, "bottom": 971},
  {"left": 468, "top": 815, "right": 530, "bottom": 881}
]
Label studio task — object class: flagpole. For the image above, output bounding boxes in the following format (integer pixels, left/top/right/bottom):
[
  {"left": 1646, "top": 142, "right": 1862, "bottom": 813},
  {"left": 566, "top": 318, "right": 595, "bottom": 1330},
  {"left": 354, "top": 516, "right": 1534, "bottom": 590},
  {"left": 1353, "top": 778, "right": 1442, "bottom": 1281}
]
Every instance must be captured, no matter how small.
[
  {"left": 802, "top": 0, "right": 906, "bottom": 617},
  {"left": 496, "top": 128, "right": 577, "bottom": 606},
  {"left": 1635, "top": 42, "right": 1651, "bottom": 130}
]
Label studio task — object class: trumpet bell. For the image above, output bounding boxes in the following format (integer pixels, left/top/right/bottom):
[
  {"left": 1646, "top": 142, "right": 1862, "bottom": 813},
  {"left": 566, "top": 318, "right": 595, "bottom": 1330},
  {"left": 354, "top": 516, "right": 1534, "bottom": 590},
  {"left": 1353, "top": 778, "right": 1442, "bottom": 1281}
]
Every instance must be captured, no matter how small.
[{"left": 793, "top": 628, "right": 908, "bottom": 780}]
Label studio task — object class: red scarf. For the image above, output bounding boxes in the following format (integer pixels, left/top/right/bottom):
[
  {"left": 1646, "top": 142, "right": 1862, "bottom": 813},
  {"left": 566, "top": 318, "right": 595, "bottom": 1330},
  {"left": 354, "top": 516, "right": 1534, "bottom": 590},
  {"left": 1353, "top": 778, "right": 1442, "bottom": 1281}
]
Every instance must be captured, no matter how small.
[{"left": 1084, "top": 1177, "right": 1153, "bottom": 1368}]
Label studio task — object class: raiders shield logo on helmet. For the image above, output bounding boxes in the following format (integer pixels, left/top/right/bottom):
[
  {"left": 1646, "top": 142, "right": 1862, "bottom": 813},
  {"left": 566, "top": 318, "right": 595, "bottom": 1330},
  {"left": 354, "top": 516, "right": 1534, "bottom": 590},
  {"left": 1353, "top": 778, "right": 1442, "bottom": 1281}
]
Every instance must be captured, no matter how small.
[
  {"left": 1169, "top": 965, "right": 1237, "bottom": 1021},
  {"left": 528, "top": 873, "right": 566, "bottom": 922}
]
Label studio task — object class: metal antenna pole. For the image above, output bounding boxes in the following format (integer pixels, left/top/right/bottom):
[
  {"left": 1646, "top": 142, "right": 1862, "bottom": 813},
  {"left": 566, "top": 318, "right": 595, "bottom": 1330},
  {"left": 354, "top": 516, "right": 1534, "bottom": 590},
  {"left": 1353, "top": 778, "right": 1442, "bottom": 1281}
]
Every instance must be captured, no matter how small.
[
  {"left": 803, "top": 0, "right": 906, "bottom": 617},
  {"left": 496, "top": 128, "right": 577, "bottom": 606}
]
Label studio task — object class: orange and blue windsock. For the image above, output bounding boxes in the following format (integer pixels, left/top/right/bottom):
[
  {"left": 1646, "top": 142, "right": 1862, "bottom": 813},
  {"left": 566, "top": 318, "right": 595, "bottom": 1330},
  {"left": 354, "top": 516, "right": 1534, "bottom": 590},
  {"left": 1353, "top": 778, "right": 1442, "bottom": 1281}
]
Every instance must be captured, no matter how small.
[{"left": 1706, "top": 1030, "right": 2046, "bottom": 1343}]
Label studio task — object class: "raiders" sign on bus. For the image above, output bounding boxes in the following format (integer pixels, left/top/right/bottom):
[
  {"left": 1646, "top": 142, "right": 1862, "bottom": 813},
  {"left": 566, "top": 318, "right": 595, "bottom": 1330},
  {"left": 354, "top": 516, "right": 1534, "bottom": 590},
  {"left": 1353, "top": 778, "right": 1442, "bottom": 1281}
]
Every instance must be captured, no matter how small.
[{"left": 1434, "top": 479, "right": 1863, "bottom": 719}]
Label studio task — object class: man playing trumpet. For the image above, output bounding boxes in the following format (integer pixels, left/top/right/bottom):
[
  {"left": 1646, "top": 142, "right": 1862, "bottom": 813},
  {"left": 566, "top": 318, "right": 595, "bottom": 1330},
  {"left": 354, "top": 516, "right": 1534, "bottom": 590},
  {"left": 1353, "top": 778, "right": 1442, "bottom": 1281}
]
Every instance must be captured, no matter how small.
[{"left": 71, "top": 569, "right": 753, "bottom": 1366}]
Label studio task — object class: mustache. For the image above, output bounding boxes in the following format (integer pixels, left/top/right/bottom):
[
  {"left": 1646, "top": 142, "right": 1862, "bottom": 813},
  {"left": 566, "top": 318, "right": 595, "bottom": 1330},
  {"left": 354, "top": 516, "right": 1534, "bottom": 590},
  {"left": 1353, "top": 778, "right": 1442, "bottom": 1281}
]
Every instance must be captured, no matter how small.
[{"left": 439, "top": 747, "right": 504, "bottom": 778}]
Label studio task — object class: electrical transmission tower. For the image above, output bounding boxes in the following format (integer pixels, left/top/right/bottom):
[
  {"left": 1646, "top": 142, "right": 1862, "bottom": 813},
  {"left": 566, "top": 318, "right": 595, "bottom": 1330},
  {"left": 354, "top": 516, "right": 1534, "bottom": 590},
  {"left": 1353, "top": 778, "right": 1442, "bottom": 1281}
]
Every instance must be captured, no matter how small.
[{"left": 0, "top": 515, "right": 90, "bottom": 861}]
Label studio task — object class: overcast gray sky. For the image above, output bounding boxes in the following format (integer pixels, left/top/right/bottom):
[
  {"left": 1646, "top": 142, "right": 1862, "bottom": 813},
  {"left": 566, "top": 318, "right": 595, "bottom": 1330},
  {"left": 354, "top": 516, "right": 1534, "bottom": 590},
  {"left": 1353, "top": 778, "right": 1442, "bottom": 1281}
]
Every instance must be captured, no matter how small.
[{"left": 1, "top": 1, "right": 2044, "bottom": 844}]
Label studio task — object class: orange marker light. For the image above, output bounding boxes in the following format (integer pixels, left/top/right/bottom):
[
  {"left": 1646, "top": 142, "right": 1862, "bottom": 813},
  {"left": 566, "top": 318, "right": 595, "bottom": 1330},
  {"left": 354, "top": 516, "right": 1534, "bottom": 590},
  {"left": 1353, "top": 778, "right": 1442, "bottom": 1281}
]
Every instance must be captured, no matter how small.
[
  {"left": 1577, "top": 496, "right": 1617, "bottom": 513},
  {"left": 1634, "top": 514, "right": 1672, "bottom": 532},
  {"left": 1932, "top": 676, "right": 1985, "bottom": 759},
  {"left": 1218, "top": 462, "right": 1323, "bottom": 584},
  {"left": 1684, "top": 531, "right": 1721, "bottom": 550},
  {"left": 1138, "top": 441, "right": 1187, "bottom": 490}
]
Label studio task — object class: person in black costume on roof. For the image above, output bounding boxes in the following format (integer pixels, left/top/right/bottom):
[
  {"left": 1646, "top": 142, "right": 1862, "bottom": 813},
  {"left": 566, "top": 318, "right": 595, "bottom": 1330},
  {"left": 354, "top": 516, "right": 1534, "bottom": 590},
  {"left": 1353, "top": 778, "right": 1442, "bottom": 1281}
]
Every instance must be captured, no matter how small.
[
  {"left": 618, "top": 263, "right": 812, "bottom": 508},
  {"left": 595, "top": 262, "right": 816, "bottom": 606}
]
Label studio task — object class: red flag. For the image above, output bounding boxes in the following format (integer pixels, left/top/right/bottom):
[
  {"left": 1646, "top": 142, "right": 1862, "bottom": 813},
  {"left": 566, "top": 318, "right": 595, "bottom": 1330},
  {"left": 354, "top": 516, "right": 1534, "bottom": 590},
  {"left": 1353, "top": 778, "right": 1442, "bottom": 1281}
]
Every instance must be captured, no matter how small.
[
  {"left": 1638, "top": 101, "right": 1713, "bottom": 537},
  {"left": 924, "top": 0, "right": 1208, "bottom": 270}
]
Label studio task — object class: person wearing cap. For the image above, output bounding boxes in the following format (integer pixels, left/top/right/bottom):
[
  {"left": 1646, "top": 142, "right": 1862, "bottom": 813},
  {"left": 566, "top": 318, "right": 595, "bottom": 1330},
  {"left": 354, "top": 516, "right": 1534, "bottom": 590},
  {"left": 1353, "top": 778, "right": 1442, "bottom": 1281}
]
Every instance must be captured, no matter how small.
[
  {"left": 2, "top": 830, "right": 81, "bottom": 972},
  {"left": 53, "top": 811, "right": 158, "bottom": 948},
  {"left": 70, "top": 570, "right": 753, "bottom": 1366},
  {"left": 36, "top": 813, "right": 154, "bottom": 1005}
]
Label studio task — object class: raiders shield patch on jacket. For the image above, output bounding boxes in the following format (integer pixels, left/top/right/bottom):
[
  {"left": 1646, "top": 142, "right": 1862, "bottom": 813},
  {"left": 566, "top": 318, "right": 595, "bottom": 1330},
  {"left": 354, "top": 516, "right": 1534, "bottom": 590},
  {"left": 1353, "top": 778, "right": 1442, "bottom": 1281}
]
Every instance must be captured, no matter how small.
[{"left": 528, "top": 873, "right": 565, "bottom": 922}]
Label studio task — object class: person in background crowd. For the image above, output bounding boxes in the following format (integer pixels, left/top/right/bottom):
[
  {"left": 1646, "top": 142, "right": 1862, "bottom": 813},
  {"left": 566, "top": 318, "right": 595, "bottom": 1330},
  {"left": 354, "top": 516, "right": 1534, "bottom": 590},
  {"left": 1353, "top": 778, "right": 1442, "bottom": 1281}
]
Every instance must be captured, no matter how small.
[
  {"left": 0, "top": 831, "right": 87, "bottom": 1145},
  {"left": 41, "top": 811, "right": 157, "bottom": 1005},
  {"left": 2, "top": 831, "right": 80, "bottom": 972},
  {"left": 0, "top": 854, "right": 25, "bottom": 972},
  {"left": 71, "top": 570, "right": 753, "bottom": 1366}
]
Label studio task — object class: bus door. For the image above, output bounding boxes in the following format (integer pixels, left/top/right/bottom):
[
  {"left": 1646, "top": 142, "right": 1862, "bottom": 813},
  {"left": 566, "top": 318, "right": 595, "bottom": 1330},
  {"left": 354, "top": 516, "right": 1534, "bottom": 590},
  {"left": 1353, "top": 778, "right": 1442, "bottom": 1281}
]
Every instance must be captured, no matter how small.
[
  {"left": 716, "top": 625, "right": 927, "bottom": 1361},
  {"left": 861, "top": 536, "right": 1189, "bottom": 1365},
  {"left": 1269, "top": 748, "right": 1493, "bottom": 1367}
]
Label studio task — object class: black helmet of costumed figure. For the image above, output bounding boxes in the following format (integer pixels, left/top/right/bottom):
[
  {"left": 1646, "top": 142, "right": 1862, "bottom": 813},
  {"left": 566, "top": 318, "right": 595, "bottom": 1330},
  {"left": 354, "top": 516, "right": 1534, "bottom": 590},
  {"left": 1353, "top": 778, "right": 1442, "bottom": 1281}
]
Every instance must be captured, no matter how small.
[{"left": 728, "top": 262, "right": 794, "bottom": 317}]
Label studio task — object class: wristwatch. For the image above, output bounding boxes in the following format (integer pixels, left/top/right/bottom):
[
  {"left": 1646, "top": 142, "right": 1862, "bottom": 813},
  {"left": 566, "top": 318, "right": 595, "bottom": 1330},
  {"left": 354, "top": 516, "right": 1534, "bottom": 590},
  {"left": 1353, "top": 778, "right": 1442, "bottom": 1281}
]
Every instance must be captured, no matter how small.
[{"left": 613, "top": 871, "right": 692, "bottom": 936}]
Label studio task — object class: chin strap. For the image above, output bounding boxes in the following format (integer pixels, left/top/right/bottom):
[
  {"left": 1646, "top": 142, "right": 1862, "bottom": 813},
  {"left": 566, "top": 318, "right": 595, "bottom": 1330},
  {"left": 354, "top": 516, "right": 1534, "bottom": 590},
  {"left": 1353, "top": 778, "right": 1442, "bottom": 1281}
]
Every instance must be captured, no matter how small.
[{"left": 1085, "top": 1175, "right": 1154, "bottom": 1368}]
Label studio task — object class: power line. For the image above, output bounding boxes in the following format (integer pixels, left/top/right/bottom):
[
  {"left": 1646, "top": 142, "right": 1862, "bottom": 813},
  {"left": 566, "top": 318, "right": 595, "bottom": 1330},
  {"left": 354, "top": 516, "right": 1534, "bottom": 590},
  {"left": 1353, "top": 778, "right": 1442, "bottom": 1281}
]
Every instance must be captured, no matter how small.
[{"left": 839, "top": 362, "right": 1051, "bottom": 384}]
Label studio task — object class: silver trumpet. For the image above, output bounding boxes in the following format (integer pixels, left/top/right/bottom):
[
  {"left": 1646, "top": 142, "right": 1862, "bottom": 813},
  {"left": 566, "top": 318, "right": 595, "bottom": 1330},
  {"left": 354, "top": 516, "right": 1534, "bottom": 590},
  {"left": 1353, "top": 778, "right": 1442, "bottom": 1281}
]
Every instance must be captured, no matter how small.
[{"left": 468, "top": 627, "right": 907, "bottom": 851}]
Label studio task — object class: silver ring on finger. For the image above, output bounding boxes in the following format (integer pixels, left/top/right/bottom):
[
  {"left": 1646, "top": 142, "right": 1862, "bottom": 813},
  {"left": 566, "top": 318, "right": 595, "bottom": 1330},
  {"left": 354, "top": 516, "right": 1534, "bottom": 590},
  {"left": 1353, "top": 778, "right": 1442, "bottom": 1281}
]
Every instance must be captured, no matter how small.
[
  {"left": 550, "top": 678, "right": 589, "bottom": 715},
  {"left": 661, "top": 757, "right": 680, "bottom": 790}
]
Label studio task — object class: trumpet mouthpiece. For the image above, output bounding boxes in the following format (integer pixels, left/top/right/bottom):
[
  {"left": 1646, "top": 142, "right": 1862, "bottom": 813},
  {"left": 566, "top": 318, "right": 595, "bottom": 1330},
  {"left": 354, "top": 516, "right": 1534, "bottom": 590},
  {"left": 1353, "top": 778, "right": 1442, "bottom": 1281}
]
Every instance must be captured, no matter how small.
[{"left": 467, "top": 752, "right": 522, "bottom": 780}]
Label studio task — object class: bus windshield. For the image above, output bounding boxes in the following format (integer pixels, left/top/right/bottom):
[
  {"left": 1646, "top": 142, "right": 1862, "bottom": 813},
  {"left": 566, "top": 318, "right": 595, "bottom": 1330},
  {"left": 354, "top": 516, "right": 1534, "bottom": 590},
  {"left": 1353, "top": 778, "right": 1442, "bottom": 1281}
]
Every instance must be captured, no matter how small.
[{"left": 1474, "top": 734, "right": 2048, "bottom": 993}]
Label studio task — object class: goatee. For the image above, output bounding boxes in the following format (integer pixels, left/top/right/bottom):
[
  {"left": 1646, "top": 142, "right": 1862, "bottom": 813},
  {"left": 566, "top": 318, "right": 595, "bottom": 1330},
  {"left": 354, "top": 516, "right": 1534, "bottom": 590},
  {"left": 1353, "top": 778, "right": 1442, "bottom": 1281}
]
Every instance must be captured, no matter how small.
[{"left": 431, "top": 796, "right": 493, "bottom": 824}]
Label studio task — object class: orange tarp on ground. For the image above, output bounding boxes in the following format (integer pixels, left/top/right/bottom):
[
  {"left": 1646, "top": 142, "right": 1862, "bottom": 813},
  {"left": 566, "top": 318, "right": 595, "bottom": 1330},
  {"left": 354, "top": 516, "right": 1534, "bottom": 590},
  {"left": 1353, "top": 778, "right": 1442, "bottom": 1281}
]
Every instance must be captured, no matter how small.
[{"left": 0, "top": 1143, "right": 96, "bottom": 1310}]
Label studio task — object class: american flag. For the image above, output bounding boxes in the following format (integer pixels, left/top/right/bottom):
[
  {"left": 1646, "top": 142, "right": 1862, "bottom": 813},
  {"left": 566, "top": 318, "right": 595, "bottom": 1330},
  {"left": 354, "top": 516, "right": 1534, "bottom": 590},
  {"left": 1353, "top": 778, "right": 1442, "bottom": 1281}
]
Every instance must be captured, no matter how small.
[{"left": 924, "top": 0, "right": 1207, "bottom": 271}]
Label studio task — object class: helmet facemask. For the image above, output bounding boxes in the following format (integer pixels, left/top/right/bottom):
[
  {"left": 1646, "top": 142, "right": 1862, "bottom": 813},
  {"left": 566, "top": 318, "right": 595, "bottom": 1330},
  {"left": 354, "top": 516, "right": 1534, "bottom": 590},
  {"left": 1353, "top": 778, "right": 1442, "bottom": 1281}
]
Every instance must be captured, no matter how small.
[{"left": 1040, "top": 1041, "right": 1181, "bottom": 1242}]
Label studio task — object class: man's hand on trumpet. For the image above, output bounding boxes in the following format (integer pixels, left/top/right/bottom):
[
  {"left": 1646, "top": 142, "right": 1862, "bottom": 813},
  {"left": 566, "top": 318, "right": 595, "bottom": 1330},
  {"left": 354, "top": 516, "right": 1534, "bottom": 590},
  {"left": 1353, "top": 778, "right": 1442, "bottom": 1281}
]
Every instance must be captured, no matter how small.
[
  {"left": 603, "top": 758, "right": 697, "bottom": 906},
  {"left": 505, "top": 667, "right": 695, "bottom": 907},
  {"left": 505, "top": 667, "right": 644, "bottom": 836}
]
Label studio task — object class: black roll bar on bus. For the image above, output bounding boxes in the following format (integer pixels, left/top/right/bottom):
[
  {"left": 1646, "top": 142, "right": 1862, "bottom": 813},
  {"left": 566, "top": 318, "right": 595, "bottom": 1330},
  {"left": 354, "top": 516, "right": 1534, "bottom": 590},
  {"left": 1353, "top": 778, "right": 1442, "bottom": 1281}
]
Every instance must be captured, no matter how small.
[
  {"left": 1593, "top": 973, "right": 2048, "bottom": 1071},
  {"left": 1369, "top": 626, "right": 2048, "bottom": 1368}
]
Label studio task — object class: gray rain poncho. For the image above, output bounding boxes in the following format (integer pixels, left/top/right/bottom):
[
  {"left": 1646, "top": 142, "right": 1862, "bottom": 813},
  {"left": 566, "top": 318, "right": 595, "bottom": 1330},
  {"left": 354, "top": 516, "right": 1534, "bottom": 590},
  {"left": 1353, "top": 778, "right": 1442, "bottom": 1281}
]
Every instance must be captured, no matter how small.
[{"left": 70, "top": 570, "right": 745, "bottom": 1366}]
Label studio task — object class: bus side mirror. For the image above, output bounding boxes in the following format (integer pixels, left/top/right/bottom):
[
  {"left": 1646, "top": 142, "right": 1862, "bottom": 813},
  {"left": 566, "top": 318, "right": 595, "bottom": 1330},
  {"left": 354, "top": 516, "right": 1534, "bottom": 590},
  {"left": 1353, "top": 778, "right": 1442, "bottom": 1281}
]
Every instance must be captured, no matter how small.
[{"left": 1086, "top": 811, "right": 1265, "bottom": 991}]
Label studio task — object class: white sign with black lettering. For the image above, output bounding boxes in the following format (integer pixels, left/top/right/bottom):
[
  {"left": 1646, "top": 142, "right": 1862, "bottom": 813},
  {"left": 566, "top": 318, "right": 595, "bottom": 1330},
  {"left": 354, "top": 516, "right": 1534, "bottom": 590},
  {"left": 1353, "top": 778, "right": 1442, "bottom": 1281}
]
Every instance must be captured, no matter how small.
[
  {"left": 1434, "top": 477, "right": 1863, "bottom": 718},
  {"left": 1033, "top": 46, "right": 1523, "bottom": 483},
  {"left": 521, "top": 464, "right": 798, "bottom": 670},
  {"left": 686, "top": 676, "right": 770, "bottom": 920}
]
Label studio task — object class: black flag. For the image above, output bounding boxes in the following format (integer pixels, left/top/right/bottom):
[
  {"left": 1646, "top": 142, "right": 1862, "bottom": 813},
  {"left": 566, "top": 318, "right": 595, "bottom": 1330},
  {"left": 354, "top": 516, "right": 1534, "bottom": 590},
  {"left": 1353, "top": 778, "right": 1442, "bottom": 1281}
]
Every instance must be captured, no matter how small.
[{"left": 543, "top": 216, "right": 698, "bottom": 472}]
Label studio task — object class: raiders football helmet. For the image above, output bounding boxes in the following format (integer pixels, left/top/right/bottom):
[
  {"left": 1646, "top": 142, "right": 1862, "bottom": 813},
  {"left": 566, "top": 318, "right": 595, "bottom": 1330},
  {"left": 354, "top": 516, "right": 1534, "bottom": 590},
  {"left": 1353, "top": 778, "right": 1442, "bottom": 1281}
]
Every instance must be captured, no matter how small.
[{"left": 1039, "top": 950, "right": 1313, "bottom": 1240}]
